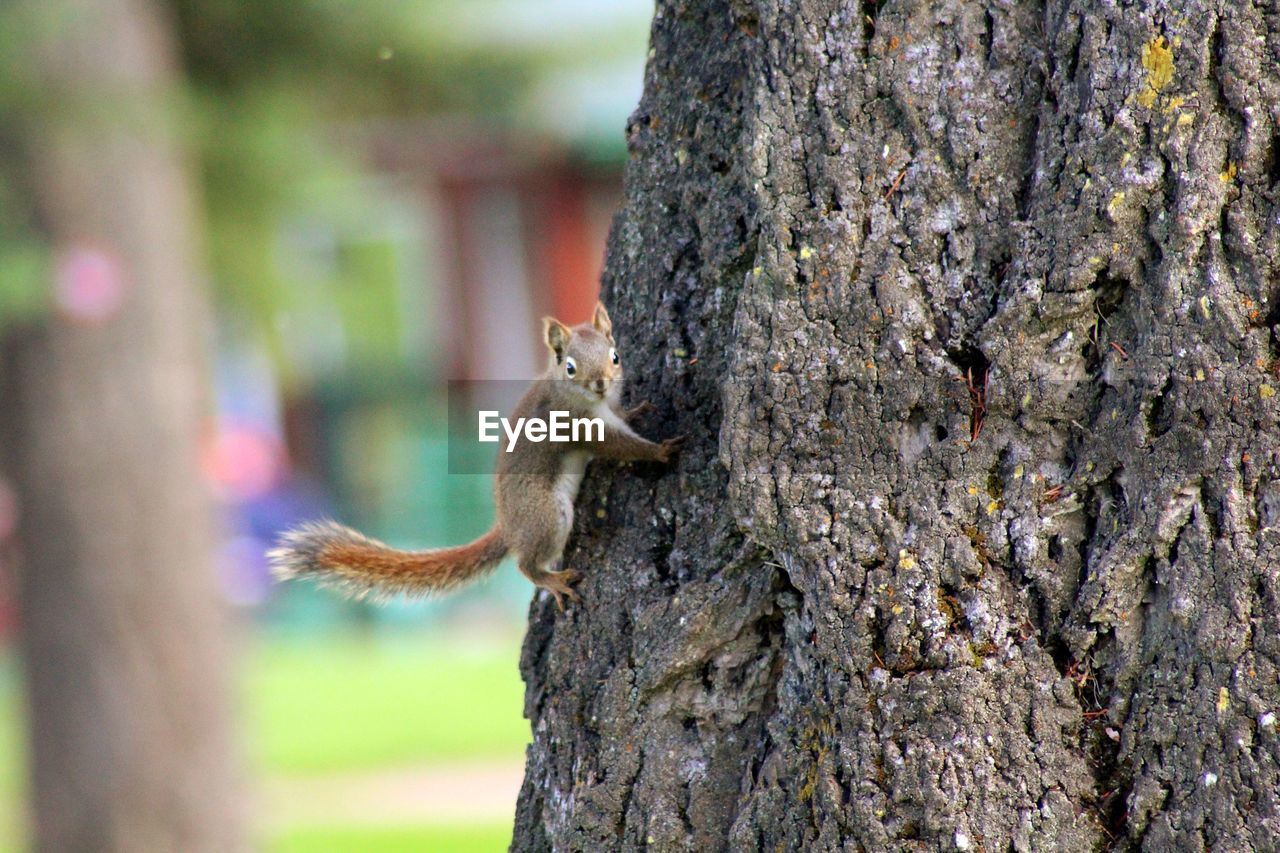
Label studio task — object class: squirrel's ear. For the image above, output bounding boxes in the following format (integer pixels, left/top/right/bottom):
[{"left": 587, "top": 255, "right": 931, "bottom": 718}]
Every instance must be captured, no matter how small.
[
  {"left": 592, "top": 301, "right": 613, "bottom": 338},
  {"left": 544, "top": 317, "right": 572, "bottom": 360}
]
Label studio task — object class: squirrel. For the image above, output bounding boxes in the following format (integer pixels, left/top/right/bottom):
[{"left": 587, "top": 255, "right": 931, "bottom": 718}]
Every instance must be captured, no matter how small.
[{"left": 268, "top": 301, "right": 682, "bottom": 609}]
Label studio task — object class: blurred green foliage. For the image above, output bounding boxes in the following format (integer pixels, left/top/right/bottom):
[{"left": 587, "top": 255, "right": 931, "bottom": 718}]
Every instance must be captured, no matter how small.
[
  {"left": 172, "top": 0, "right": 531, "bottom": 111},
  {"left": 0, "top": 0, "right": 645, "bottom": 384}
]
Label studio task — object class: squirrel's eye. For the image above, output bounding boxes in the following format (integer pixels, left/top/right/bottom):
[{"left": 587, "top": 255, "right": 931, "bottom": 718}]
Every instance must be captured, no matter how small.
[
  {"left": 610, "top": 348, "right": 619, "bottom": 366},
  {"left": 564, "top": 357, "right": 577, "bottom": 377}
]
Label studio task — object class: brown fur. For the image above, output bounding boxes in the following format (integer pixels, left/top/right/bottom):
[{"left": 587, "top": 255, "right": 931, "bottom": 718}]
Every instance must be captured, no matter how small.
[{"left": 268, "top": 520, "right": 507, "bottom": 599}]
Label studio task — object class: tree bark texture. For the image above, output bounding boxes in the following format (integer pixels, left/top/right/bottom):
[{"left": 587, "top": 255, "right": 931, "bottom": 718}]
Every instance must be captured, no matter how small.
[
  {"left": 0, "top": 1, "right": 243, "bottom": 850},
  {"left": 515, "top": 0, "right": 1280, "bottom": 850}
]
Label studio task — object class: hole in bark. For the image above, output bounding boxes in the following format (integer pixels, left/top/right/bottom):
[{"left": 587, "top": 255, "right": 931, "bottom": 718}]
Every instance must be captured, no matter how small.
[
  {"left": 861, "top": 0, "right": 877, "bottom": 44},
  {"left": 1254, "top": 571, "right": 1276, "bottom": 620},
  {"left": 1146, "top": 375, "right": 1174, "bottom": 438},
  {"left": 988, "top": 252, "right": 1012, "bottom": 288},
  {"left": 1218, "top": 198, "right": 1232, "bottom": 254},
  {"left": 948, "top": 345, "right": 990, "bottom": 441},
  {"left": 651, "top": 533, "right": 676, "bottom": 587},
  {"left": 1081, "top": 342, "right": 1100, "bottom": 374},
  {"left": 870, "top": 610, "right": 889, "bottom": 671},
  {"left": 1107, "top": 468, "right": 1126, "bottom": 518},
  {"left": 1090, "top": 270, "right": 1127, "bottom": 321},
  {"left": 1045, "top": 636, "right": 1072, "bottom": 677},
  {"left": 1209, "top": 20, "right": 1224, "bottom": 98},
  {"left": 1083, "top": 269, "right": 1128, "bottom": 372},
  {"left": 934, "top": 423, "right": 948, "bottom": 442},
  {"left": 1076, "top": 484, "right": 1100, "bottom": 593},
  {"left": 1048, "top": 534, "right": 1064, "bottom": 562},
  {"left": 1202, "top": 488, "right": 1223, "bottom": 543},
  {"left": 981, "top": 9, "right": 995, "bottom": 66},
  {"left": 946, "top": 344, "right": 990, "bottom": 378},
  {"left": 1168, "top": 519, "right": 1191, "bottom": 566}
]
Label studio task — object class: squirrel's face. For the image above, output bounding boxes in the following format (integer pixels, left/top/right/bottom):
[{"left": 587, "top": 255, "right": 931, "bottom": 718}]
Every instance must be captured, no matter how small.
[{"left": 544, "top": 302, "right": 622, "bottom": 402}]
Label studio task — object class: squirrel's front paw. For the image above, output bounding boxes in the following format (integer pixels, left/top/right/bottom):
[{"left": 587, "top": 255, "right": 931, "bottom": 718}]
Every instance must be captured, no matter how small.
[
  {"left": 625, "top": 400, "right": 656, "bottom": 421},
  {"left": 658, "top": 436, "right": 686, "bottom": 463}
]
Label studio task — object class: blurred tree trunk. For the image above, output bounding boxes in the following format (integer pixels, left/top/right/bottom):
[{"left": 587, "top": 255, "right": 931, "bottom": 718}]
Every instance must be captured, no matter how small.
[
  {"left": 0, "top": 1, "right": 243, "bottom": 850},
  {"left": 515, "top": 0, "right": 1280, "bottom": 849}
]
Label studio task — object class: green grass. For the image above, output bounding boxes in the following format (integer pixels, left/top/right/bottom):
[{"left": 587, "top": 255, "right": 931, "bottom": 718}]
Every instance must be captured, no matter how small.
[
  {"left": 270, "top": 822, "right": 512, "bottom": 852},
  {"left": 0, "top": 629, "right": 530, "bottom": 850},
  {"left": 0, "top": 660, "right": 23, "bottom": 853},
  {"left": 245, "top": 630, "right": 530, "bottom": 776}
]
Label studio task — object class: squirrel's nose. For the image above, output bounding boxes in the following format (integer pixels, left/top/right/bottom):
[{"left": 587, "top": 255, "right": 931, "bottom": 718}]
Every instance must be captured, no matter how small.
[{"left": 593, "top": 379, "right": 606, "bottom": 393}]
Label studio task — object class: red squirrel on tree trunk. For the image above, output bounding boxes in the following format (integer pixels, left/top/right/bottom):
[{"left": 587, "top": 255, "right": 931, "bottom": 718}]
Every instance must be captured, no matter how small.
[{"left": 269, "top": 302, "right": 682, "bottom": 609}]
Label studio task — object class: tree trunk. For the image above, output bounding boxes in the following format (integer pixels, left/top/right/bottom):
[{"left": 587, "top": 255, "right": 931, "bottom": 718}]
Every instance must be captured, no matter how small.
[
  {"left": 0, "top": 1, "right": 244, "bottom": 850},
  {"left": 515, "top": 0, "right": 1280, "bottom": 849}
]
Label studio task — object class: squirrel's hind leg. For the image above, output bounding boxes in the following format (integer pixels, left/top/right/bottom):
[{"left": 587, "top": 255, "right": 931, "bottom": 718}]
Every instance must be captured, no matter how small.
[
  {"left": 507, "top": 491, "right": 581, "bottom": 609},
  {"left": 516, "top": 539, "right": 580, "bottom": 610}
]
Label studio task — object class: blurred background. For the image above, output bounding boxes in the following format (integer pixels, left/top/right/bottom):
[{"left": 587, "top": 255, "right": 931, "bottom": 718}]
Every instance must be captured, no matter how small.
[{"left": 0, "top": 0, "right": 650, "bottom": 849}]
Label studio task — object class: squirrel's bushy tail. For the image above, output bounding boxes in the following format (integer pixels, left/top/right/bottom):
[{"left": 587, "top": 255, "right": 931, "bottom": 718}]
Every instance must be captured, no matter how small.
[{"left": 268, "top": 520, "right": 507, "bottom": 598}]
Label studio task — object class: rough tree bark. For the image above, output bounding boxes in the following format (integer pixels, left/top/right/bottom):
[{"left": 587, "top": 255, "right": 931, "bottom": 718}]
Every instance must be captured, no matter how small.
[
  {"left": 515, "top": 0, "right": 1280, "bottom": 849},
  {"left": 0, "top": 1, "right": 243, "bottom": 849}
]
